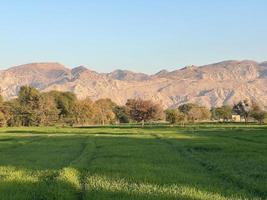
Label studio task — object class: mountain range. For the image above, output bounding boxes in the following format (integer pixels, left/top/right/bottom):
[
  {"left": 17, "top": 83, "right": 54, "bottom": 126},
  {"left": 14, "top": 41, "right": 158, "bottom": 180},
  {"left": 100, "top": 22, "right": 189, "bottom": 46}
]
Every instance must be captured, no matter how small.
[{"left": 0, "top": 60, "right": 266, "bottom": 109}]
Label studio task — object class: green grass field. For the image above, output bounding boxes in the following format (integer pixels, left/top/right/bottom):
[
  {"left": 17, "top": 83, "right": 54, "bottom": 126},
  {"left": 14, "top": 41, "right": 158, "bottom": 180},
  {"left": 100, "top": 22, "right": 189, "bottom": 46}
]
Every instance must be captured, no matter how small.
[{"left": 0, "top": 125, "right": 266, "bottom": 200}]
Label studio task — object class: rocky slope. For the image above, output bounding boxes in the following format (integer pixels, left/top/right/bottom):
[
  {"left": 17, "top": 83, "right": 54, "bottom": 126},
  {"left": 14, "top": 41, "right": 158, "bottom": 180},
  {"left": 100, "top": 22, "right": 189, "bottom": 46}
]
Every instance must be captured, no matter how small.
[{"left": 0, "top": 60, "right": 266, "bottom": 109}]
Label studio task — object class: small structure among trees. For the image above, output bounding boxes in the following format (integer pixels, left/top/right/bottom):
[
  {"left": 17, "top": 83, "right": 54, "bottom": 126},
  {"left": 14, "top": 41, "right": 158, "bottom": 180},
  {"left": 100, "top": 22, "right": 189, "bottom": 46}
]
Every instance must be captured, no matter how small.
[
  {"left": 232, "top": 100, "right": 267, "bottom": 124},
  {"left": 232, "top": 100, "right": 250, "bottom": 123}
]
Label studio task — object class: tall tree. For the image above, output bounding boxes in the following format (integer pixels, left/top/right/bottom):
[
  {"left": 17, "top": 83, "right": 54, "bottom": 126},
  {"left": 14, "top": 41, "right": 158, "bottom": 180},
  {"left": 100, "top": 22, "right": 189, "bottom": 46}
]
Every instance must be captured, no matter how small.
[
  {"left": 74, "top": 98, "right": 95, "bottom": 125},
  {"left": 48, "top": 91, "right": 77, "bottom": 125},
  {"left": 17, "top": 86, "right": 42, "bottom": 126},
  {"left": 18, "top": 86, "right": 41, "bottom": 108},
  {"left": 94, "top": 98, "right": 116, "bottom": 125},
  {"left": 232, "top": 100, "right": 250, "bottom": 123},
  {"left": 126, "top": 99, "right": 163, "bottom": 126},
  {"left": 38, "top": 93, "right": 60, "bottom": 126}
]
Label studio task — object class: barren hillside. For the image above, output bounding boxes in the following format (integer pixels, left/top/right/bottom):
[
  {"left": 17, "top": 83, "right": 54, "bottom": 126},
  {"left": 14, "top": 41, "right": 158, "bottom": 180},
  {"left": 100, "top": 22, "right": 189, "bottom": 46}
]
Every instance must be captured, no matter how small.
[{"left": 0, "top": 60, "right": 266, "bottom": 109}]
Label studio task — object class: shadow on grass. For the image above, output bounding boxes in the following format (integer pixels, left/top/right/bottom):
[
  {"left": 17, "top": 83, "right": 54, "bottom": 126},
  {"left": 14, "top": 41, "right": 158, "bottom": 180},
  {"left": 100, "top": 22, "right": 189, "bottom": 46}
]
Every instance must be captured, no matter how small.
[
  {"left": 0, "top": 178, "right": 78, "bottom": 200},
  {"left": 0, "top": 178, "right": 203, "bottom": 200},
  {"left": 0, "top": 128, "right": 266, "bottom": 199}
]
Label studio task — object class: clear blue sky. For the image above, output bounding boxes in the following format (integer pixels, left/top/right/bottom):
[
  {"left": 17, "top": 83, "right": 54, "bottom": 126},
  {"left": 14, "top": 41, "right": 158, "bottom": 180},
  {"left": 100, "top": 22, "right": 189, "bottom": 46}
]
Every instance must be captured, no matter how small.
[{"left": 1, "top": 0, "right": 267, "bottom": 73}]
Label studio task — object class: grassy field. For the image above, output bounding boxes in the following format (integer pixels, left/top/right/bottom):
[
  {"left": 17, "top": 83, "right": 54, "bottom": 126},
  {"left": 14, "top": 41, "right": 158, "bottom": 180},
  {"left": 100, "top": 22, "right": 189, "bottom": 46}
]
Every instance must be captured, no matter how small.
[{"left": 0, "top": 125, "right": 266, "bottom": 200}]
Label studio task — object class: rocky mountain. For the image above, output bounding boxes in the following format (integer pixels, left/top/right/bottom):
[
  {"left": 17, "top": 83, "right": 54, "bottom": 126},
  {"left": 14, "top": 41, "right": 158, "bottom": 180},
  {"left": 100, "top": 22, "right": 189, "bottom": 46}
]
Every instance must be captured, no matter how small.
[
  {"left": 0, "top": 60, "right": 266, "bottom": 109},
  {"left": 106, "top": 69, "right": 149, "bottom": 81}
]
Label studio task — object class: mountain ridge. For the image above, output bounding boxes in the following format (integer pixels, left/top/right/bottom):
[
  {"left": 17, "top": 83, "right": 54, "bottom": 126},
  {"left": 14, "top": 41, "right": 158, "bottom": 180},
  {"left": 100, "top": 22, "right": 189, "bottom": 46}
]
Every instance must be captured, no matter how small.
[{"left": 0, "top": 60, "right": 266, "bottom": 109}]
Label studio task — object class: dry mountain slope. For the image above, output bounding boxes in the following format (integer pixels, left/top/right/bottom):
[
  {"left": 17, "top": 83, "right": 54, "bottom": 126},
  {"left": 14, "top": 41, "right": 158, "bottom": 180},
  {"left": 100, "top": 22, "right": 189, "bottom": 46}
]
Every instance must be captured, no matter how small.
[
  {"left": 106, "top": 69, "right": 149, "bottom": 81},
  {"left": 0, "top": 60, "right": 266, "bottom": 109}
]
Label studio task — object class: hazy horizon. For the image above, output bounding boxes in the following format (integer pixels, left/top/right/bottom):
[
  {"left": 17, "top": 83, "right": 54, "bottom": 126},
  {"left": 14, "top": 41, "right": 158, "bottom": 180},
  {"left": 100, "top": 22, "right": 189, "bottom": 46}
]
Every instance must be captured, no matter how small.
[{"left": 1, "top": 0, "right": 267, "bottom": 73}]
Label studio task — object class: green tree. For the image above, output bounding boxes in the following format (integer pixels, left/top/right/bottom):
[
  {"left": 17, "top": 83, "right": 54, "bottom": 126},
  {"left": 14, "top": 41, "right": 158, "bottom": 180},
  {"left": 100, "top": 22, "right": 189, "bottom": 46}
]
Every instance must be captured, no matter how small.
[
  {"left": 213, "top": 105, "right": 232, "bottom": 121},
  {"left": 18, "top": 86, "right": 41, "bottom": 108},
  {"left": 0, "top": 112, "right": 5, "bottom": 127},
  {"left": 251, "top": 111, "right": 266, "bottom": 124},
  {"left": 165, "top": 109, "right": 186, "bottom": 125},
  {"left": 48, "top": 91, "right": 77, "bottom": 125},
  {"left": 113, "top": 106, "right": 129, "bottom": 123},
  {"left": 17, "top": 86, "right": 43, "bottom": 126},
  {"left": 4, "top": 99, "right": 21, "bottom": 127},
  {"left": 250, "top": 102, "right": 266, "bottom": 124},
  {"left": 38, "top": 93, "right": 60, "bottom": 126}
]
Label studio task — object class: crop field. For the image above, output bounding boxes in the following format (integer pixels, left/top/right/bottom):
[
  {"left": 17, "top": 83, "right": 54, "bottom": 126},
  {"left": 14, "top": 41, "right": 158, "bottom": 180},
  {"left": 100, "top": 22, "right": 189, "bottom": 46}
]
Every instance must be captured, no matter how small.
[{"left": 0, "top": 125, "right": 266, "bottom": 200}]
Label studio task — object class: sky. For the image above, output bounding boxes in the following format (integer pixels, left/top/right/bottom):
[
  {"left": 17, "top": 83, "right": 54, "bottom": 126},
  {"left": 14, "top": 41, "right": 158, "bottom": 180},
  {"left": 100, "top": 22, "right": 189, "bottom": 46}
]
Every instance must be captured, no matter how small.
[{"left": 1, "top": 0, "right": 267, "bottom": 74}]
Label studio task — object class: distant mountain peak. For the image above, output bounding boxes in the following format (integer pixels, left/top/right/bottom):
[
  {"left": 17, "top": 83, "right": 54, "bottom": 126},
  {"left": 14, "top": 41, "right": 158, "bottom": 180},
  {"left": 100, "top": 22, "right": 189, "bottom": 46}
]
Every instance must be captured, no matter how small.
[
  {"left": 107, "top": 69, "right": 149, "bottom": 81},
  {"left": 153, "top": 69, "right": 169, "bottom": 78},
  {"left": 71, "top": 66, "right": 88, "bottom": 75}
]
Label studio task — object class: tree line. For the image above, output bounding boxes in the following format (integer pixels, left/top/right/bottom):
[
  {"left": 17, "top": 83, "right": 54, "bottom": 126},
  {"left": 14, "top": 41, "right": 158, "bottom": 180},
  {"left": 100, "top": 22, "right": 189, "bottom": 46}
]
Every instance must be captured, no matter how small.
[
  {"left": 165, "top": 100, "right": 267, "bottom": 125},
  {"left": 0, "top": 86, "right": 163, "bottom": 127},
  {"left": 0, "top": 86, "right": 266, "bottom": 127}
]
